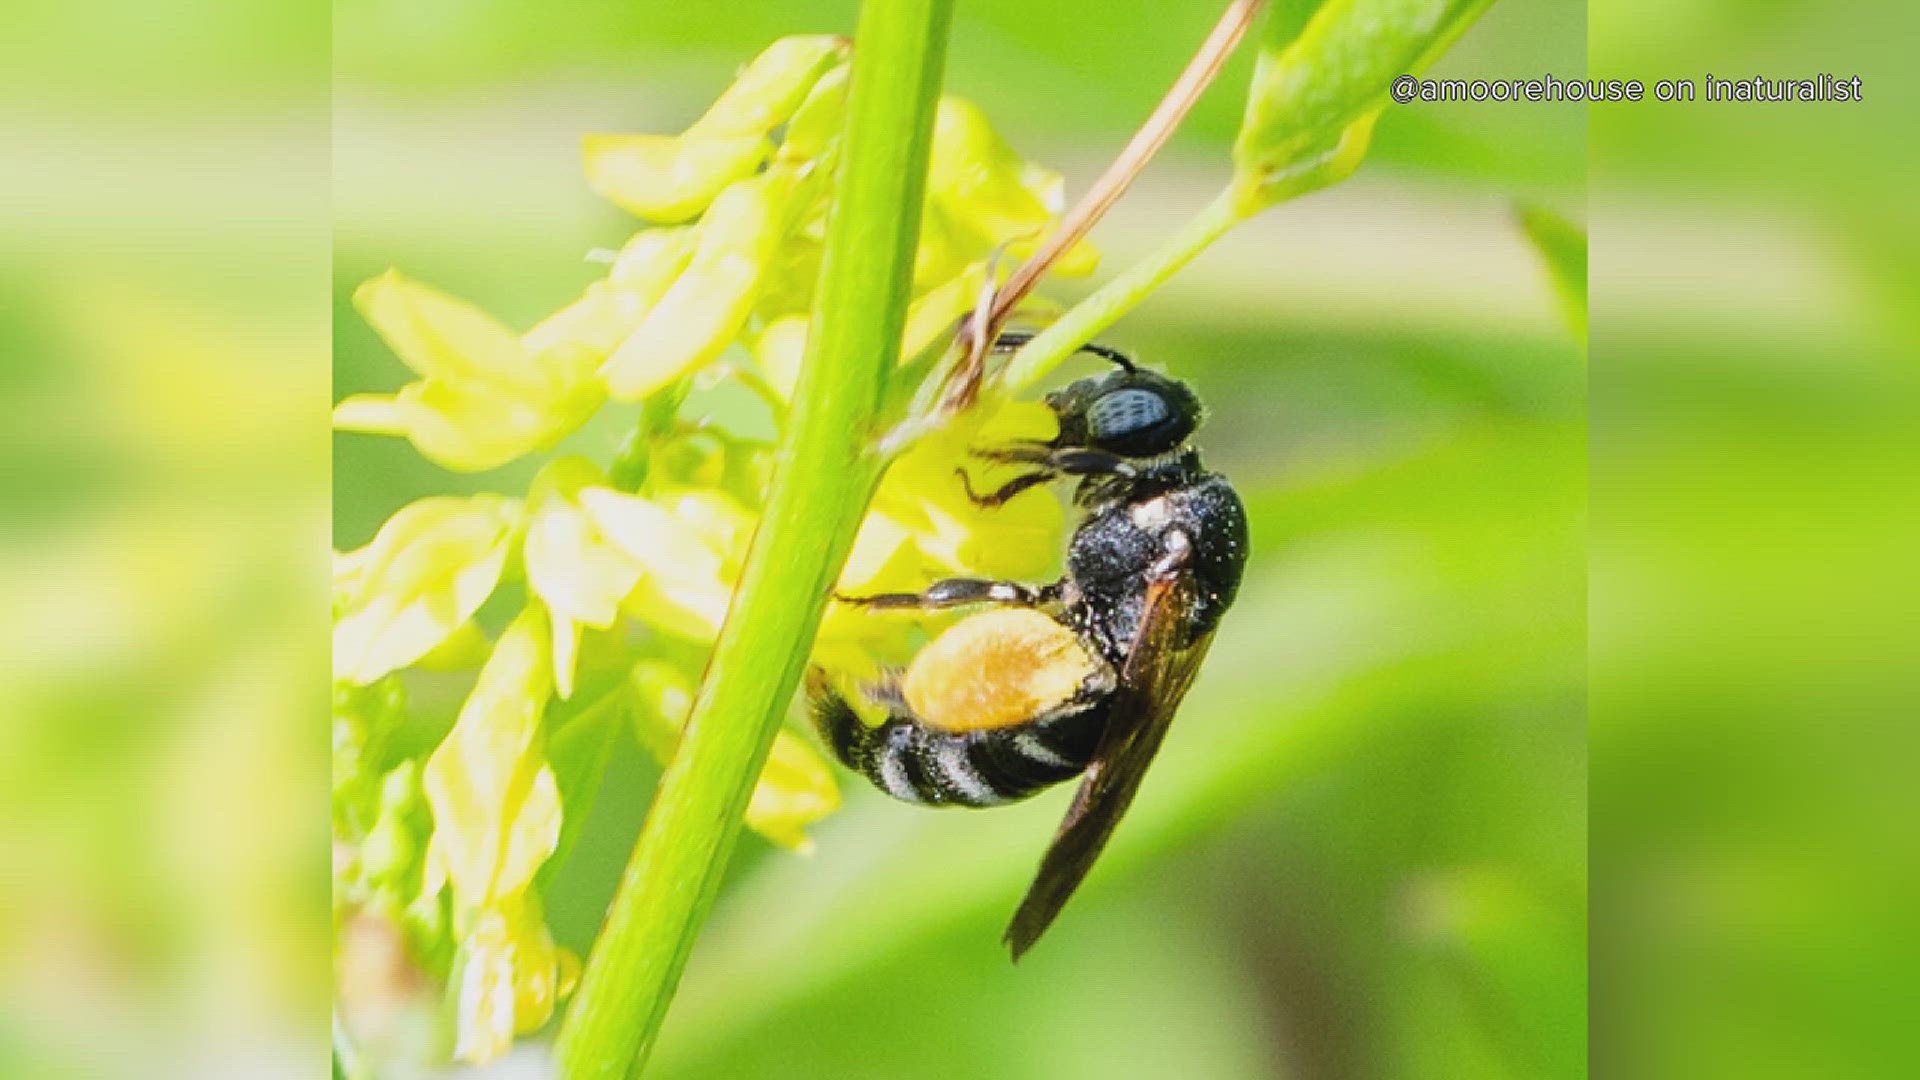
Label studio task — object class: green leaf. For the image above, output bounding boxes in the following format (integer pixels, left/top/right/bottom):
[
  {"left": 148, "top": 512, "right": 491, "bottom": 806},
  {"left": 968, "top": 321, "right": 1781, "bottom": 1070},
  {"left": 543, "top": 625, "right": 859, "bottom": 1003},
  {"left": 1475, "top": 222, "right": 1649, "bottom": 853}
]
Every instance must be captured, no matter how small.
[
  {"left": 1517, "top": 202, "right": 1588, "bottom": 341},
  {"left": 1232, "top": 0, "right": 1494, "bottom": 213}
]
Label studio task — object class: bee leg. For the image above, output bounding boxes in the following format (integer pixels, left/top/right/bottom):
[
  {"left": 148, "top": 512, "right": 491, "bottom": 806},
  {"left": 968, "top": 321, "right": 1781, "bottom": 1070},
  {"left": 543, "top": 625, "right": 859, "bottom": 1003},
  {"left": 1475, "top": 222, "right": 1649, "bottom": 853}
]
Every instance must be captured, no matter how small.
[
  {"left": 836, "top": 577, "right": 1064, "bottom": 611},
  {"left": 955, "top": 466, "right": 1056, "bottom": 507},
  {"left": 972, "top": 444, "right": 1140, "bottom": 479}
]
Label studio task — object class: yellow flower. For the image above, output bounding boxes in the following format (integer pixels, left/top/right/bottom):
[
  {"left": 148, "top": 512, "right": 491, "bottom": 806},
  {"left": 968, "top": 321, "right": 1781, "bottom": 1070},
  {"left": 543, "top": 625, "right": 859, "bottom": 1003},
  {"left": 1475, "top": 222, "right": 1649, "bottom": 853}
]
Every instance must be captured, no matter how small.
[
  {"left": 333, "top": 271, "right": 604, "bottom": 471},
  {"left": 522, "top": 227, "right": 697, "bottom": 359},
  {"left": 600, "top": 166, "right": 808, "bottom": 400},
  {"left": 593, "top": 483, "right": 754, "bottom": 641},
  {"left": 919, "top": 97, "right": 1101, "bottom": 287},
  {"left": 422, "top": 607, "right": 560, "bottom": 911},
  {"left": 585, "top": 35, "right": 846, "bottom": 222},
  {"left": 332, "top": 493, "right": 521, "bottom": 685},
  {"left": 446, "top": 892, "right": 576, "bottom": 1063},
  {"left": 419, "top": 606, "right": 576, "bottom": 1063},
  {"left": 629, "top": 661, "right": 840, "bottom": 852},
  {"left": 523, "top": 457, "right": 649, "bottom": 700},
  {"left": 521, "top": 457, "right": 757, "bottom": 695}
]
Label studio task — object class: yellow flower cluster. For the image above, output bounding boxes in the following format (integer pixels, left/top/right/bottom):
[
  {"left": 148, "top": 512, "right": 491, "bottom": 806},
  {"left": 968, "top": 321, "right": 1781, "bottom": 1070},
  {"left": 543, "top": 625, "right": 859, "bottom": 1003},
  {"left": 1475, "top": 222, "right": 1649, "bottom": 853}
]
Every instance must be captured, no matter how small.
[{"left": 332, "top": 34, "right": 1094, "bottom": 1066}]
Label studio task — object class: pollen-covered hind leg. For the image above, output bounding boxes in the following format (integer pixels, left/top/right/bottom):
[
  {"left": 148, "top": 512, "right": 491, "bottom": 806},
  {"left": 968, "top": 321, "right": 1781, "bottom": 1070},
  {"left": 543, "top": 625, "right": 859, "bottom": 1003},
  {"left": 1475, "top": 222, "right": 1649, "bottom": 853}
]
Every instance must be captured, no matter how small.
[
  {"left": 807, "top": 669, "right": 1099, "bottom": 809},
  {"left": 836, "top": 576, "right": 1064, "bottom": 612}
]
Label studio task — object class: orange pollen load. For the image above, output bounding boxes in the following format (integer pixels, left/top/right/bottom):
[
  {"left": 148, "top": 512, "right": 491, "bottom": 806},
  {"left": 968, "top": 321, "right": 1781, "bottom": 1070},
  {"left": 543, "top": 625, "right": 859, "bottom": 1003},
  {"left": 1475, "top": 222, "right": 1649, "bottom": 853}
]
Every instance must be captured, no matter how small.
[{"left": 901, "top": 607, "right": 1099, "bottom": 733}]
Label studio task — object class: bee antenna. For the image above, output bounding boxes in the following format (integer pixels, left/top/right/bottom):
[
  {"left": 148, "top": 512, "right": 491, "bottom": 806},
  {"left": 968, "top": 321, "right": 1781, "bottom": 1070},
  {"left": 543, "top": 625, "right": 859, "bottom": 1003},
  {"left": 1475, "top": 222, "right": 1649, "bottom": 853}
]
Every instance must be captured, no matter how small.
[
  {"left": 990, "top": 331, "right": 1138, "bottom": 373},
  {"left": 1074, "top": 341, "right": 1137, "bottom": 373}
]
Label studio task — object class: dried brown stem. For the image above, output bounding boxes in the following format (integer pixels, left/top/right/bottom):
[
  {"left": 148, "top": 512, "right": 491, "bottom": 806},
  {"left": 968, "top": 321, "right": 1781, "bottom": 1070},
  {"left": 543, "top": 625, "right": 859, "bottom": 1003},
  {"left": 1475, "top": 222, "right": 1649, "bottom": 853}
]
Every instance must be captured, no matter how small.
[{"left": 981, "top": 0, "right": 1265, "bottom": 336}]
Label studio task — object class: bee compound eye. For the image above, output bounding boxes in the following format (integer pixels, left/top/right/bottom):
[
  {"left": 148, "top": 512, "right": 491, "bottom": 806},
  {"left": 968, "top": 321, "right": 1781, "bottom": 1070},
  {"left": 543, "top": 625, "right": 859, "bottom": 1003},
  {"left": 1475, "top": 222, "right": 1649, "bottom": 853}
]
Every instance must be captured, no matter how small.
[{"left": 1086, "top": 388, "right": 1169, "bottom": 441}]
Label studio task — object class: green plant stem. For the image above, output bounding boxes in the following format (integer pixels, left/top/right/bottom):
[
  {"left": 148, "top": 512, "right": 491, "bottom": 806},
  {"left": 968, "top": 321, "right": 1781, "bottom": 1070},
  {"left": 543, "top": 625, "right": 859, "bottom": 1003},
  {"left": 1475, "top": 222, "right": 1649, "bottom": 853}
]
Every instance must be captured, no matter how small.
[
  {"left": 551, "top": 2, "right": 953, "bottom": 1077},
  {"left": 1001, "top": 185, "right": 1244, "bottom": 394}
]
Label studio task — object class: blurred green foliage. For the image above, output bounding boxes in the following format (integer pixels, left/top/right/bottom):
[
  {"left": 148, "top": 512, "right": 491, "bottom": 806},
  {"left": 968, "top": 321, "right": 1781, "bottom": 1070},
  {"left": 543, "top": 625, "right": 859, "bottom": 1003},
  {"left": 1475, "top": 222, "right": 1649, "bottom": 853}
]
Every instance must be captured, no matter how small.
[
  {"left": 334, "top": 1, "right": 1583, "bottom": 1076},
  {"left": 1590, "top": 2, "right": 1920, "bottom": 1078}
]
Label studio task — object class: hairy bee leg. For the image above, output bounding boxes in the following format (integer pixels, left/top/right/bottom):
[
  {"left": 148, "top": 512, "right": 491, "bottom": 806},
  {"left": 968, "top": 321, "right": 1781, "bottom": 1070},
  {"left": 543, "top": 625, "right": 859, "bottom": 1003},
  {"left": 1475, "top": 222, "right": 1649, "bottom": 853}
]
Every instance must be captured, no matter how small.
[
  {"left": 835, "top": 577, "right": 1065, "bottom": 611},
  {"left": 955, "top": 466, "right": 1056, "bottom": 508},
  {"left": 972, "top": 444, "right": 1140, "bottom": 479}
]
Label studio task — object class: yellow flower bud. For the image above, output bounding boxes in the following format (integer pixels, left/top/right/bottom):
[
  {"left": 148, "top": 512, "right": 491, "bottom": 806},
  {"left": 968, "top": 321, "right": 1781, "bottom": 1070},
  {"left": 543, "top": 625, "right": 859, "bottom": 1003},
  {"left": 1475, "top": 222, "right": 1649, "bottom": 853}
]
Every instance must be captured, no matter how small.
[
  {"left": 747, "top": 730, "right": 842, "bottom": 854},
  {"left": 900, "top": 263, "right": 987, "bottom": 361},
  {"left": 610, "top": 226, "right": 700, "bottom": 291},
  {"left": 447, "top": 894, "right": 571, "bottom": 1063},
  {"left": 332, "top": 494, "right": 520, "bottom": 685},
  {"left": 653, "top": 486, "right": 756, "bottom": 577},
  {"left": 449, "top": 907, "right": 516, "bottom": 1064},
  {"left": 751, "top": 314, "right": 810, "bottom": 401},
  {"left": 779, "top": 63, "right": 850, "bottom": 163}
]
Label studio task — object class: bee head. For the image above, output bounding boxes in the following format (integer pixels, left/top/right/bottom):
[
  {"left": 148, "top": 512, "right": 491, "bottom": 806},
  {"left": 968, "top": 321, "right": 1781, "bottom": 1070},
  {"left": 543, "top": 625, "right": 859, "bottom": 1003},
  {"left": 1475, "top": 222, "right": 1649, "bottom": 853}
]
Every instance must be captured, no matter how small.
[{"left": 1047, "top": 362, "right": 1203, "bottom": 460}]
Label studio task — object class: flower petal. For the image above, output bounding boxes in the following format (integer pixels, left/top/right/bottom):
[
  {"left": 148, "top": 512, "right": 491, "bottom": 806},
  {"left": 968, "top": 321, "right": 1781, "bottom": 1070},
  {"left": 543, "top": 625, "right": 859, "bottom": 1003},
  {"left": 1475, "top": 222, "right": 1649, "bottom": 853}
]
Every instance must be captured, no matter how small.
[
  {"left": 696, "top": 35, "right": 848, "bottom": 137},
  {"left": 583, "top": 131, "right": 769, "bottom": 223},
  {"left": 354, "top": 270, "right": 548, "bottom": 397},
  {"left": 332, "top": 496, "right": 519, "bottom": 684},
  {"left": 745, "top": 731, "right": 841, "bottom": 853},
  {"left": 421, "top": 606, "right": 557, "bottom": 907},
  {"left": 601, "top": 169, "right": 800, "bottom": 400},
  {"left": 579, "top": 487, "right": 738, "bottom": 640}
]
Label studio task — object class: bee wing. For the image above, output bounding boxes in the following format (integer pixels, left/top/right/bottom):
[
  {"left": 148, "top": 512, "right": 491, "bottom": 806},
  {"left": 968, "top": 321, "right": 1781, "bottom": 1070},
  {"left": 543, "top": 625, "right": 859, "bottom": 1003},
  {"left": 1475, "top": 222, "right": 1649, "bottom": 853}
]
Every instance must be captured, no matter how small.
[{"left": 1004, "top": 568, "right": 1216, "bottom": 959}]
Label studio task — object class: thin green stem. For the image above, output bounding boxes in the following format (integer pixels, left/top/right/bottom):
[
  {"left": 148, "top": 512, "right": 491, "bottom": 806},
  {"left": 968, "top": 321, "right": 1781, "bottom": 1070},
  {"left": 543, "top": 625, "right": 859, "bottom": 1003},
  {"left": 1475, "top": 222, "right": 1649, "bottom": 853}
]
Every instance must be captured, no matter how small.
[
  {"left": 1002, "top": 185, "right": 1244, "bottom": 394},
  {"left": 550, "top": 3, "right": 953, "bottom": 1078}
]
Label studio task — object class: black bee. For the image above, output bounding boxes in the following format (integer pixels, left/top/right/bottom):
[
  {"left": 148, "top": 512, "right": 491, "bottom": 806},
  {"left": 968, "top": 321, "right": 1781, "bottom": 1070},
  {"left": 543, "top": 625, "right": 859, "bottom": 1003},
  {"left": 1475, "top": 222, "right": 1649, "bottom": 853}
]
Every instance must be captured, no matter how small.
[{"left": 810, "top": 335, "right": 1249, "bottom": 958}]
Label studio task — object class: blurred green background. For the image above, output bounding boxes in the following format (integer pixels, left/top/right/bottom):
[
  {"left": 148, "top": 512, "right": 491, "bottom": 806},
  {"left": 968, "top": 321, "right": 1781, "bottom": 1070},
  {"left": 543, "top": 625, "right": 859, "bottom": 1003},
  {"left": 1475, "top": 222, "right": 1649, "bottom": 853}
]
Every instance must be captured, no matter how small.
[
  {"left": 1589, "top": 2, "right": 1920, "bottom": 1077},
  {"left": 334, "top": 2, "right": 1585, "bottom": 1077}
]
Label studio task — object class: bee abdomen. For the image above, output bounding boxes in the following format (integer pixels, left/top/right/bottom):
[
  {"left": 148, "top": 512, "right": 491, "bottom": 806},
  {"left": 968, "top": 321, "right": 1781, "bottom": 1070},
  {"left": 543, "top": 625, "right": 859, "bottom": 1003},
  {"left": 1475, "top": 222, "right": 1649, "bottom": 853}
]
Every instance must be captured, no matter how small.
[{"left": 812, "top": 687, "right": 1103, "bottom": 808}]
